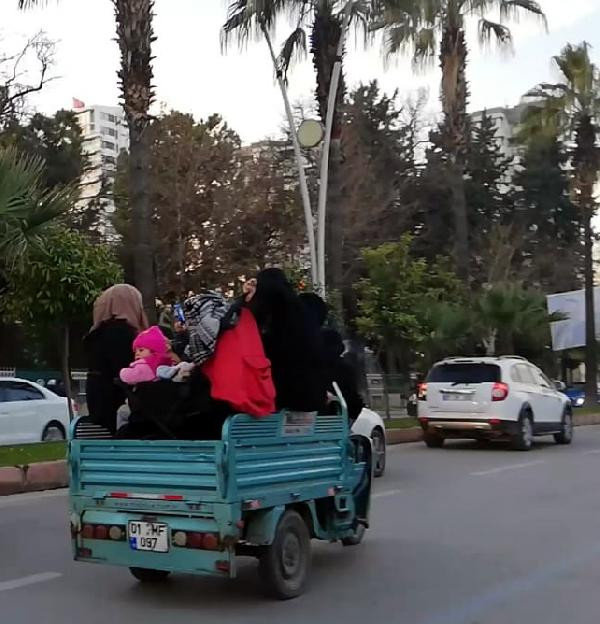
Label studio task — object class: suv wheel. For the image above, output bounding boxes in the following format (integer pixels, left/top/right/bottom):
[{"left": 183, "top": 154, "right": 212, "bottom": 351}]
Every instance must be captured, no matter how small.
[
  {"left": 512, "top": 412, "right": 533, "bottom": 451},
  {"left": 554, "top": 409, "right": 573, "bottom": 445},
  {"left": 424, "top": 432, "right": 444, "bottom": 448}
]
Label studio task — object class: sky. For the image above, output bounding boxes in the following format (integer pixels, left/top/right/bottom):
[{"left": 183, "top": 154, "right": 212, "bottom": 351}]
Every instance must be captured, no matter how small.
[{"left": 4, "top": 0, "right": 600, "bottom": 143}]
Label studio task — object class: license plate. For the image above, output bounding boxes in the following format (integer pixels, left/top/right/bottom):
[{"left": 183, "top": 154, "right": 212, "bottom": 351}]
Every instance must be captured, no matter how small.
[
  {"left": 442, "top": 394, "right": 472, "bottom": 401},
  {"left": 127, "top": 521, "right": 169, "bottom": 553}
]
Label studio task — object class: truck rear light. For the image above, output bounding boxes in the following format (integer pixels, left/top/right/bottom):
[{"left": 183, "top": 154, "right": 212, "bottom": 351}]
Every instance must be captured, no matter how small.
[
  {"left": 173, "top": 531, "right": 187, "bottom": 547},
  {"left": 109, "top": 526, "right": 125, "bottom": 541},
  {"left": 187, "top": 532, "right": 205, "bottom": 549},
  {"left": 215, "top": 560, "right": 230, "bottom": 573},
  {"left": 202, "top": 533, "right": 220, "bottom": 551},
  {"left": 491, "top": 382, "right": 509, "bottom": 402},
  {"left": 418, "top": 383, "right": 428, "bottom": 401},
  {"left": 81, "top": 524, "right": 94, "bottom": 539},
  {"left": 94, "top": 525, "right": 108, "bottom": 540},
  {"left": 489, "top": 418, "right": 501, "bottom": 426},
  {"left": 77, "top": 547, "right": 93, "bottom": 558}
]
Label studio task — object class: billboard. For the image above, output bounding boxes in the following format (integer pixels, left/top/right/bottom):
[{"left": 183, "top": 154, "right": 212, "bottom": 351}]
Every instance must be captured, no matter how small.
[{"left": 546, "top": 288, "right": 600, "bottom": 351}]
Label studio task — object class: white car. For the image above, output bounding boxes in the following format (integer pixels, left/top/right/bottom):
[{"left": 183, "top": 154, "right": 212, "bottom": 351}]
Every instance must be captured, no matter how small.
[
  {"left": 0, "top": 378, "right": 72, "bottom": 445},
  {"left": 418, "top": 356, "right": 572, "bottom": 451},
  {"left": 352, "top": 407, "right": 386, "bottom": 477}
]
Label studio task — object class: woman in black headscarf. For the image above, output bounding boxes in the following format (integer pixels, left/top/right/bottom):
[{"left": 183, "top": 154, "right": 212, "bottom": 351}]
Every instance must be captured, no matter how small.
[
  {"left": 299, "top": 292, "right": 365, "bottom": 422},
  {"left": 246, "top": 269, "right": 327, "bottom": 413}
]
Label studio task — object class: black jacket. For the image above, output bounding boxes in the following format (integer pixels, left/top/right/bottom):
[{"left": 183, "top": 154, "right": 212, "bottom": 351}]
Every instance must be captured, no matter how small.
[{"left": 84, "top": 319, "right": 136, "bottom": 433}]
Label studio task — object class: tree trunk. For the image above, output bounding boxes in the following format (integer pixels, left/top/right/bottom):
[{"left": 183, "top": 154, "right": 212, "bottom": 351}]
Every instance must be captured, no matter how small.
[
  {"left": 130, "top": 124, "right": 157, "bottom": 322},
  {"left": 440, "top": 24, "right": 470, "bottom": 282},
  {"left": 325, "top": 137, "right": 344, "bottom": 296},
  {"left": 583, "top": 212, "right": 597, "bottom": 403},
  {"left": 573, "top": 114, "right": 598, "bottom": 404},
  {"left": 61, "top": 324, "right": 74, "bottom": 421}
]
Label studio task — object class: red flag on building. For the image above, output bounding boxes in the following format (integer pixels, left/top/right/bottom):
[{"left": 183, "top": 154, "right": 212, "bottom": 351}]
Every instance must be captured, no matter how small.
[{"left": 72, "top": 97, "right": 85, "bottom": 109}]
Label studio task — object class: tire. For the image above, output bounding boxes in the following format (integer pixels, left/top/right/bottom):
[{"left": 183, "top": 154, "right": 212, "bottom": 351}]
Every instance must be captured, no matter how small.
[
  {"left": 129, "top": 567, "right": 171, "bottom": 583},
  {"left": 42, "top": 422, "right": 66, "bottom": 442},
  {"left": 424, "top": 432, "right": 445, "bottom": 448},
  {"left": 342, "top": 523, "right": 366, "bottom": 547},
  {"left": 258, "top": 510, "right": 311, "bottom": 600},
  {"left": 372, "top": 428, "right": 386, "bottom": 477},
  {"left": 512, "top": 412, "right": 533, "bottom": 451},
  {"left": 554, "top": 409, "right": 574, "bottom": 445}
]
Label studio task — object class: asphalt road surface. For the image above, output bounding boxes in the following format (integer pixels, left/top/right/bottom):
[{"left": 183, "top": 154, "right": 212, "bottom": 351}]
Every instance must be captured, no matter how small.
[{"left": 3, "top": 427, "right": 600, "bottom": 624}]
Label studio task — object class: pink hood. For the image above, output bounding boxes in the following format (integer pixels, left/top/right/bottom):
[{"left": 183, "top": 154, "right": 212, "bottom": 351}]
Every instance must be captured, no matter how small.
[{"left": 132, "top": 326, "right": 172, "bottom": 374}]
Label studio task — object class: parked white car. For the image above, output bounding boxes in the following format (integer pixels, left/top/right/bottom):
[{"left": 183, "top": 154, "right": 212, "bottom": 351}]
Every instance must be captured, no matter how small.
[
  {"left": 418, "top": 356, "right": 572, "bottom": 451},
  {"left": 0, "top": 378, "right": 72, "bottom": 445},
  {"left": 352, "top": 407, "right": 386, "bottom": 477}
]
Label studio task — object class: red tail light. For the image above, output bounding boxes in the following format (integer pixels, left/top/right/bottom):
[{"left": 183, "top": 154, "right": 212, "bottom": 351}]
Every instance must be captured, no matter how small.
[
  {"left": 187, "top": 532, "right": 205, "bottom": 549},
  {"left": 491, "top": 382, "right": 509, "bottom": 402},
  {"left": 417, "top": 383, "right": 428, "bottom": 401},
  {"left": 202, "top": 533, "right": 219, "bottom": 551},
  {"left": 81, "top": 524, "right": 94, "bottom": 539},
  {"left": 94, "top": 525, "right": 108, "bottom": 540},
  {"left": 215, "top": 560, "right": 230, "bottom": 573}
]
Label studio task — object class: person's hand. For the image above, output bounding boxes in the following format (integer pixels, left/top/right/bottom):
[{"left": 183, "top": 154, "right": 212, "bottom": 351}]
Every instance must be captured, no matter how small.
[
  {"left": 173, "top": 320, "right": 186, "bottom": 333},
  {"left": 243, "top": 278, "right": 257, "bottom": 302}
]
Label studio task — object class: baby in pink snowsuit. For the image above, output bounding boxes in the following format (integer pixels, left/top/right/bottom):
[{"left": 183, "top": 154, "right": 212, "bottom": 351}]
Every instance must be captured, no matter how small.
[{"left": 119, "top": 326, "right": 173, "bottom": 385}]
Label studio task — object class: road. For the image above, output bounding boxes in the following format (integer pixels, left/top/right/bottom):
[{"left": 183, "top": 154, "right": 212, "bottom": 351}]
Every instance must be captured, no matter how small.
[{"left": 2, "top": 427, "right": 600, "bottom": 624}]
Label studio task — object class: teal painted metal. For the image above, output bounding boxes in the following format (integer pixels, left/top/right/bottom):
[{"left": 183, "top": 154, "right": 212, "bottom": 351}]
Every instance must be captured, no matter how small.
[
  {"left": 245, "top": 505, "right": 286, "bottom": 545},
  {"left": 69, "top": 410, "right": 369, "bottom": 581}
]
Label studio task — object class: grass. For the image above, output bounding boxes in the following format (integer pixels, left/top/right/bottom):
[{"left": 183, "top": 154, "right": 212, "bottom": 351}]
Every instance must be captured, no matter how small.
[
  {"left": 384, "top": 418, "right": 420, "bottom": 430},
  {"left": 574, "top": 406, "right": 600, "bottom": 416},
  {"left": 0, "top": 441, "right": 67, "bottom": 468}
]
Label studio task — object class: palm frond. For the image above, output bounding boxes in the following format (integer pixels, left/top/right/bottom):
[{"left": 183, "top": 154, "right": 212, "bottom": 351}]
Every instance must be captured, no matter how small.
[
  {"left": 478, "top": 19, "right": 512, "bottom": 49},
  {"left": 0, "top": 147, "right": 73, "bottom": 269},
  {"left": 278, "top": 27, "right": 307, "bottom": 81},
  {"left": 500, "top": 0, "right": 548, "bottom": 31}
]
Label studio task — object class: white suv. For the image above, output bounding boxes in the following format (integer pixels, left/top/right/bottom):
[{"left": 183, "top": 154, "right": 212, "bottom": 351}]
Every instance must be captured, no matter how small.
[{"left": 418, "top": 356, "right": 572, "bottom": 451}]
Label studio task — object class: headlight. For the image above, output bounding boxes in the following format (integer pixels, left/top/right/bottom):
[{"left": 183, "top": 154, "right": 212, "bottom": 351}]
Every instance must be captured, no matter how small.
[{"left": 576, "top": 398, "right": 584, "bottom": 406}]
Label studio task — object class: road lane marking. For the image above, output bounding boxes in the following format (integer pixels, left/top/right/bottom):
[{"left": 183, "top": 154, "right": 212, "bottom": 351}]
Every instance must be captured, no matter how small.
[
  {"left": 0, "top": 489, "right": 67, "bottom": 508},
  {"left": 0, "top": 572, "right": 62, "bottom": 593},
  {"left": 583, "top": 449, "right": 600, "bottom": 455},
  {"left": 373, "top": 489, "right": 402, "bottom": 499},
  {"left": 470, "top": 459, "right": 545, "bottom": 477}
]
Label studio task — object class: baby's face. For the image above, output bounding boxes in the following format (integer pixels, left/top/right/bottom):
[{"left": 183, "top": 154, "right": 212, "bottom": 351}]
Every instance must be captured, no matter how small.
[{"left": 135, "top": 347, "right": 152, "bottom": 360}]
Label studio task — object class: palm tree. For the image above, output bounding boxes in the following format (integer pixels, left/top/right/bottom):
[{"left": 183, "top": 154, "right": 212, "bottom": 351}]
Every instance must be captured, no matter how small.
[
  {"left": 375, "top": 0, "right": 546, "bottom": 282},
  {"left": 113, "top": 0, "right": 157, "bottom": 322},
  {"left": 223, "top": 0, "right": 370, "bottom": 296},
  {"left": 522, "top": 42, "right": 600, "bottom": 403},
  {"left": 0, "top": 147, "right": 72, "bottom": 273},
  {"left": 19, "top": 0, "right": 158, "bottom": 322}
]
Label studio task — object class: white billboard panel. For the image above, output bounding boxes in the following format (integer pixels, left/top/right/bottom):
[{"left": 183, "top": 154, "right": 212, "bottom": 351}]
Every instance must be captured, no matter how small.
[{"left": 546, "top": 287, "right": 600, "bottom": 351}]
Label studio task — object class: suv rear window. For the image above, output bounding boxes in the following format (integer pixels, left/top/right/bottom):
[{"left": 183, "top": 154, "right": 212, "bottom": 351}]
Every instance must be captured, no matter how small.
[{"left": 427, "top": 363, "right": 501, "bottom": 384}]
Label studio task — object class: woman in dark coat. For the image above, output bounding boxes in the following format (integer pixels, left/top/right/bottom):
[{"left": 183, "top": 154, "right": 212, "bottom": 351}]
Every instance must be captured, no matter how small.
[
  {"left": 247, "top": 269, "right": 327, "bottom": 413},
  {"left": 84, "top": 284, "right": 148, "bottom": 433},
  {"left": 299, "top": 292, "right": 365, "bottom": 422}
]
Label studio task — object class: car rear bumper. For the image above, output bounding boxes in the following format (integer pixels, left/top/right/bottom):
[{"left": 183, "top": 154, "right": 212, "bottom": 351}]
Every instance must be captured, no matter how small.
[{"left": 420, "top": 418, "right": 520, "bottom": 439}]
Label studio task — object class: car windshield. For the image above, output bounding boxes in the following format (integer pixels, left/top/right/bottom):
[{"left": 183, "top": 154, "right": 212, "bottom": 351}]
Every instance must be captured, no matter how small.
[{"left": 427, "top": 363, "right": 501, "bottom": 384}]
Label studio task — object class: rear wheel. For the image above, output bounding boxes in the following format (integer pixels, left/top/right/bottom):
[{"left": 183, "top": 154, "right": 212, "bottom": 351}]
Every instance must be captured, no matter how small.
[
  {"left": 512, "top": 413, "right": 533, "bottom": 451},
  {"left": 258, "top": 510, "right": 311, "bottom": 600},
  {"left": 424, "top": 432, "right": 445, "bottom": 448},
  {"left": 554, "top": 409, "right": 573, "bottom": 445},
  {"left": 129, "top": 567, "right": 171, "bottom": 583},
  {"left": 372, "top": 428, "right": 386, "bottom": 477}
]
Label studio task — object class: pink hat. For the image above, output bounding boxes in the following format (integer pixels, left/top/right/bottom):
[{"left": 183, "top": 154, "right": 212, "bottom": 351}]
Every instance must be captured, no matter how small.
[
  {"left": 133, "top": 326, "right": 169, "bottom": 355},
  {"left": 132, "top": 326, "right": 172, "bottom": 375}
]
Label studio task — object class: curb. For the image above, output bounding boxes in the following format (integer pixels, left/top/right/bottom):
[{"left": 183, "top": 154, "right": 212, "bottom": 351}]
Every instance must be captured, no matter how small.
[
  {"left": 0, "top": 460, "right": 68, "bottom": 496},
  {"left": 386, "top": 428, "right": 423, "bottom": 445}
]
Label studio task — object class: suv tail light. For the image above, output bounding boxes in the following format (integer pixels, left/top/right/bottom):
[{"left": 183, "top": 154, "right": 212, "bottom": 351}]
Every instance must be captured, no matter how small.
[
  {"left": 417, "top": 383, "right": 428, "bottom": 401},
  {"left": 491, "top": 382, "right": 509, "bottom": 402}
]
